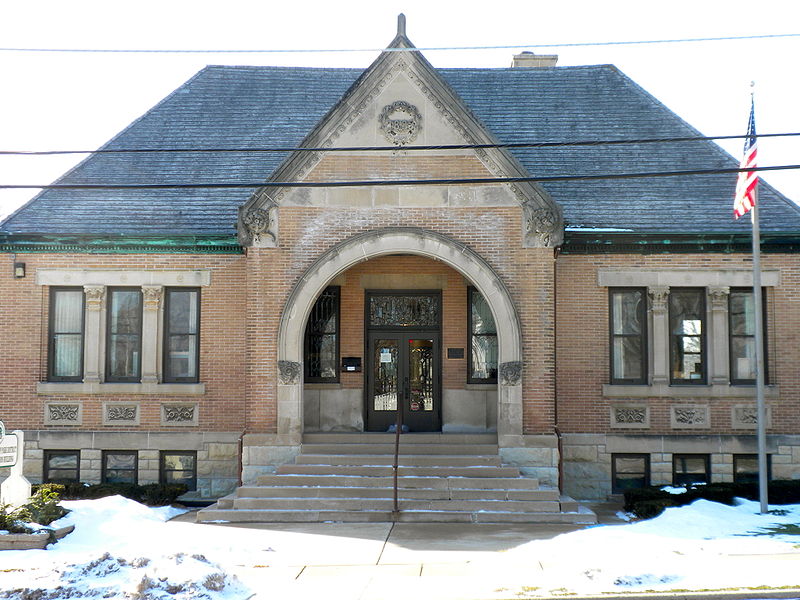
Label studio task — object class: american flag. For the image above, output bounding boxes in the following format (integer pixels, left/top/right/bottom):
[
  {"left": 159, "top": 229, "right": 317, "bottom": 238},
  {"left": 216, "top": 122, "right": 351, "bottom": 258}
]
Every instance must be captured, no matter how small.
[{"left": 733, "top": 98, "right": 758, "bottom": 219}]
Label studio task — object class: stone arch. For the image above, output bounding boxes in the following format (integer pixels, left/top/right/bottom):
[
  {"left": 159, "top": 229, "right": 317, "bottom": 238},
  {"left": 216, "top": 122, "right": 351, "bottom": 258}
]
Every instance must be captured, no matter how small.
[{"left": 276, "top": 227, "right": 523, "bottom": 444}]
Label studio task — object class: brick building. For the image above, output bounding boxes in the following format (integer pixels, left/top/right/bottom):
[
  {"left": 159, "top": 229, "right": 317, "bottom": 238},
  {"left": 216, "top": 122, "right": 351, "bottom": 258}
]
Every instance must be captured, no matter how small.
[{"left": 2, "top": 22, "right": 799, "bottom": 516}]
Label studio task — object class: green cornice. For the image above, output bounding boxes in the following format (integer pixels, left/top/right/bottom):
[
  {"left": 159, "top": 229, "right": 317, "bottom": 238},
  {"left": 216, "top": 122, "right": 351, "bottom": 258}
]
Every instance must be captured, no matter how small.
[
  {"left": 0, "top": 234, "right": 243, "bottom": 254},
  {"left": 561, "top": 232, "right": 800, "bottom": 254}
]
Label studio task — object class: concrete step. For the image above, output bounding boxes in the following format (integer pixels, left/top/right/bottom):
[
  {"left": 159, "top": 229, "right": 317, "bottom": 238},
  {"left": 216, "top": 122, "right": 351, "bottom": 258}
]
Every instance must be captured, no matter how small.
[
  {"left": 294, "top": 454, "right": 502, "bottom": 467},
  {"left": 275, "top": 464, "right": 521, "bottom": 478},
  {"left": 195, "top": 508, "right": 597, "bottom": 525},
  {"left": 301, "top": 433, "right": 497, "bottom": 445},
  {"left": 254, "top": 474, "right": 542, "bottom": 489},
  {"left": 299, "top": 443, "right": 499, "bottom": 456},
  {"left": 235, "top": 485, "right": 560, "bottom": 501},
  {"left": 230, "top": 497, "right": 562, "bottom": 512}
]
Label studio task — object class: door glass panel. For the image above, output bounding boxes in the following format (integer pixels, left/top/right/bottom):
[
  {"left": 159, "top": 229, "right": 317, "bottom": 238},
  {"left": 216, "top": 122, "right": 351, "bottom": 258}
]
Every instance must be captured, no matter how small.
[
  {"left": 409, "top": 339, "right": 434, "bottom": 412},
  {"left": 369, "top": 295, "right": 439, "bottom": 327},
  {"left": 373, "top": 339, "right": 398, "bottom": 411}
]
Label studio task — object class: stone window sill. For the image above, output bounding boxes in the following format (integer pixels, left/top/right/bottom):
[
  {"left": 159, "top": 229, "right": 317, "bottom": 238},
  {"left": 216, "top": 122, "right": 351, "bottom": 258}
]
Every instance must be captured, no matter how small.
[
  {"left": 37, "top": 382, "right": 205, "bottom": 396},
  {"left": 602, "top": 383, "right": 779, "bottom": 399}
]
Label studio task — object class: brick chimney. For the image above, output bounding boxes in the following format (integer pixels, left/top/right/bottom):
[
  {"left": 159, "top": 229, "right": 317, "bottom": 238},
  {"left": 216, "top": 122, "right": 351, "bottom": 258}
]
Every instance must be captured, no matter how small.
[{"left": 511, "top": 51, "right": 558, "bottom": 68}]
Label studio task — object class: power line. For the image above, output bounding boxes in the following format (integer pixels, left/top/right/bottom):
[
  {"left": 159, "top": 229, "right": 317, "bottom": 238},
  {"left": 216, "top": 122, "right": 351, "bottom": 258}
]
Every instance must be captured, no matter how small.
[
  {"left": 1, "top": 33, "right": 797, "bottom": 55},
  {"left": 2, "top": 132, "right": 799, "bottom": 157},
  {"left": 1, "top": 164, "right": 797, "bottom": 191}
]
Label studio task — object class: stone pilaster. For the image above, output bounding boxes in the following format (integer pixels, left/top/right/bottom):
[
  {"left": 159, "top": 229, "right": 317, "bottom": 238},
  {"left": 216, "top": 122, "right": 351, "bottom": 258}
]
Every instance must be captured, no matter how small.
[
  {"left": 82, "top": 285, "right": 105, "bottom": 383},
  {"left": 141, "top": 285, "right": 163, "bottom": 384},
  {"left": 648, "top": 285, "right": 670, "bottom": 385},
  {"left": 708, "top": 286, "right": 730, "bottom": 384}
]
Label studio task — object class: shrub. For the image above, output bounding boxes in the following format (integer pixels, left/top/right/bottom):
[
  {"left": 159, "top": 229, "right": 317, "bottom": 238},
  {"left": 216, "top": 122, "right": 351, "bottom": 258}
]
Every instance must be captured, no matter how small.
[
  {"left": 33, "top": 481, "right": 189, "bottom": 506},
  {"left": 629, "top": 498, "right": 680, "bottom": 519}
]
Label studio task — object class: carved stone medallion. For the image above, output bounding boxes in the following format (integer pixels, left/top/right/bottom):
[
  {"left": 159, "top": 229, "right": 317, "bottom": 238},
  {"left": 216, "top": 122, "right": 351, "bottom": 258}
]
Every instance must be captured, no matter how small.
[
  {"left": 278, "top": 361, "right": 302, "bottom": 385},
  {"left": 239, "top": 200, "right": 277, "bottom": 246},
  {"left": 523, "top": 202, "right": 562, "bottom": 247},
  {"left": 379, "top": 101, "right": 422, "bottom": 146},
  {"left": 499, "top": 361, "right": 523, "bottom": 386}
]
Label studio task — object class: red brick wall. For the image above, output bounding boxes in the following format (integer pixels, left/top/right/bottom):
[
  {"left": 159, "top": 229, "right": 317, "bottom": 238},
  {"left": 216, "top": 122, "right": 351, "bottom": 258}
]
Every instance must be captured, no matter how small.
[
  {"left": 555, "top": 253, "right": 800, "bottom": 434},
  {"left": 0, "top": 253, "right": 247, "bottom": 432}
]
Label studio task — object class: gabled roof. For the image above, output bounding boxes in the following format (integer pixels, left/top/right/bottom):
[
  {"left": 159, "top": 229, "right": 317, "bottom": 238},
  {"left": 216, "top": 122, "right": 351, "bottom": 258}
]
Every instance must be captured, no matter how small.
[{"left": 3, "top": 61, "right": 799, "bottom": 243}]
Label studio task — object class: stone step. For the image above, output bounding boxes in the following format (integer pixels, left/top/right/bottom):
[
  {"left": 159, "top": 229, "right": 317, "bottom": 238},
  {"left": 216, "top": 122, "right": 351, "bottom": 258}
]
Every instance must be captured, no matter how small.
[
  {"left": 294, "top": 454, "right": 502, "bottom": 467},
  {"left": 230, "top": 497, "right": 562, "bottom": 512},
  {"left": 301, "top": 433, "right": 497, "bottom": 445},
  {"left": 235, "top": 486, "right": 559, "bottom": 501},
  {"left": 299, "top": 443, "right": 499, "bottom": 456},
  {"left": 254, "top": 474, "right": 541, "bottom": 489},
  {"left": 196, "top": 508, "right": 597, "bottom": 525},
  {"left": 275, "top": 464, "right": 521, "bottom": 478}
]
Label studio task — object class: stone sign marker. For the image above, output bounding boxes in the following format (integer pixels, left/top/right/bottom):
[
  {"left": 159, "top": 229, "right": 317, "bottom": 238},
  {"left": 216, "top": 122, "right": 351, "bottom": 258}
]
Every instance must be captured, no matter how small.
[{"left": 0, "top": 422, "right": 31, "bottom": 508}]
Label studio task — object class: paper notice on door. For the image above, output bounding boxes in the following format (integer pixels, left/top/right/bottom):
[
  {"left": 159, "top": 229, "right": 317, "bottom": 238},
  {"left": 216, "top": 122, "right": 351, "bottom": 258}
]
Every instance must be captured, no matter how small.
[{"left": 380, "top": 349, "right": 392, "bottom": 363}]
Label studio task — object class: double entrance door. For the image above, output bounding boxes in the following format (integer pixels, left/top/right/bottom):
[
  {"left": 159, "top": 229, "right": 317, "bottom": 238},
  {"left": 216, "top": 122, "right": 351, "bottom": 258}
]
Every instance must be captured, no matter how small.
[{"left": 366, "top": 331, "right": 441, "bottom": 432}]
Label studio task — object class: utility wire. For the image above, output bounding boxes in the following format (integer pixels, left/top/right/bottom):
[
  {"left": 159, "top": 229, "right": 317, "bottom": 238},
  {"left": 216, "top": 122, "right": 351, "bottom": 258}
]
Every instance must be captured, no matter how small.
[
  {"left": 1, "top": 164, "right": 797, "bottom": 191},
  {"left": 0, "top": 33, "right": 798, "bottom": 54},
  {"left": 2, "top": 132, "right": 799, "bottom": 157}
]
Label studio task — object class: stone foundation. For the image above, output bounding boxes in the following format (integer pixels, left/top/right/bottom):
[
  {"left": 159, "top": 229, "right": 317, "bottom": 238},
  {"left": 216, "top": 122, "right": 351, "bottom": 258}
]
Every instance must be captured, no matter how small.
[{"left": 562, "top": 433, "right": 800, "bottom": 500}]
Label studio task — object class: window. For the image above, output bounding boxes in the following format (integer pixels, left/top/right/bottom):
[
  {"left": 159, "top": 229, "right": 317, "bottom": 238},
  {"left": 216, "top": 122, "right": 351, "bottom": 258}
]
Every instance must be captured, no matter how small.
[
  {"left": 304, "top": 286, "right": 340, "bottom": 382},
  {"left": 612, "top": 454, "right": 650, "bottom": 492},
  {"left": 102, "top": 451, "right": 138, "bottom": 484},
  {"left": 164, "top": 288, "right": 200, "bottom": 383},
  {"left": 669, "top": 289, "right": 706, "bottom": 384},
  {"left": 160, "top": 451, "right": 197, "bottom": 491},
  {"left": 729, "top": 288, "right": 768, "bottom": 384},
  {"left": 106, "top": 288, "right": 143, "bottom": 382},
  {"left": 609, "top": 288, "right": 647, "bottom": 384},
  {"left": 672, "top": 454, "right": 710, "bottom": 486},
  {"left": 468, "top": 287, "right": 498, "bottom": 383},
  {"left": 733, "top": 454, "right": 772, "bottom": 484},
  {"left": 48, "top": 288, "right": 85, "bottom": 382},
  {"left": 44, "top": 450, "right": 80, "bottom": 483}
]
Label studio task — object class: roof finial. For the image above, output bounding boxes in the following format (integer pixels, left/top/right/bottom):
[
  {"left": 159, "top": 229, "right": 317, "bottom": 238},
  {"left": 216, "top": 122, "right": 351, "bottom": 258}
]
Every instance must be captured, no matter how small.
[{"left": 397, "top": 13, "right": 406, "bottom": 37}]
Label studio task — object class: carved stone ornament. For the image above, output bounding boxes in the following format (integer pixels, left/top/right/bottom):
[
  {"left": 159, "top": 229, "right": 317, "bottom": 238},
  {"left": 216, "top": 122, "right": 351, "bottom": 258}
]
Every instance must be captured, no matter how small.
[
  {"left": 107, "top": 405, "right": 137, "bottom": 421},
  {"left": 735, "top": 406, "right": 758, "bottom": 424},
  {"left": 47, "top": 404, "right": 79, "bottom": 422},
  {"left": 163, "top": 405, "right": 195, "bottom": 422},
  {"left": 142, "top": 286, "right": 163, "bottom": 312},
  {"left": 648, "top": 286, "right": 670, "bottom": 313},
  {"left": 379, "top": 101, "right": 422, "bottom": 146},
  {"left": 83, "top": 285, "right": 105, "bottom": 311},
  {"left": 278, "top": 360, "right": 302, "bottom": 385},
  {"left": 499, "top": 361, "right": 523, "bottom": 386},
  {"left": 614, "top": 407, "right": 647, "bottom": 424},
  {"left": 523, "top": 202, "right": 562, "bottom": 247},
  {"left": 708, "top": 286, "right": 730, "bottom": 310},
  {"left": 240, "top": 200, "right": 277, "bottom": 245},
  {"left": 674, "top": 407, "right": 707, "bottom": 425}
]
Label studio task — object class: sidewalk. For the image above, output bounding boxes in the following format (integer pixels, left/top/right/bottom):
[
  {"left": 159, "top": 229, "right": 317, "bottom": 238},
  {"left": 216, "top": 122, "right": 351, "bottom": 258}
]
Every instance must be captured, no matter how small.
[{"left": 167, "top": 502, "right": 800, "bottom": 600}]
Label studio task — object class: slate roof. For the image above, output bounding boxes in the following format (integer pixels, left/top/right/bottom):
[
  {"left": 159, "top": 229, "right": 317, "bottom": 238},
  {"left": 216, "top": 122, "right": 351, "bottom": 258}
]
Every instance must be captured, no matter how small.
[{"left": 2, "top": 63, "right": 799, "bottom": 239}]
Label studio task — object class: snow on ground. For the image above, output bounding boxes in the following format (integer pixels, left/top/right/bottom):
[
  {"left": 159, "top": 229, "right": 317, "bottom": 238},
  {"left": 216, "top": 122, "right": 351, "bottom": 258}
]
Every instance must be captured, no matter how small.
[{"left": 0, "top": 495, "right": 798, "bottom": 599}]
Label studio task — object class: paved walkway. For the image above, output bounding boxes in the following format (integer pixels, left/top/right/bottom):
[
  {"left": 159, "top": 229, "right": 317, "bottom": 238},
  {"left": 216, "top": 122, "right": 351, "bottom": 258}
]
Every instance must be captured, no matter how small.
[{"left": 169, "top": 503, "right": 800, "bottom": 600}]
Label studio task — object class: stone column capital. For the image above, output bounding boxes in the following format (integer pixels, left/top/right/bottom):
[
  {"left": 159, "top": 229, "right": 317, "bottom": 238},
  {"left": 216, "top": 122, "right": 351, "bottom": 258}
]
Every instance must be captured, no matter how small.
[
  {"left": 83, "top": 285, "right": 105, "bottom": 311},
  {"left": 708, "top": 286, "right": 730, "bottom": 310},
  {"left": 142, "top": 285, "right": 163, "bottom": 312},
  {"left": 648, "top": 285, "right": 670, "bottom": 314}
]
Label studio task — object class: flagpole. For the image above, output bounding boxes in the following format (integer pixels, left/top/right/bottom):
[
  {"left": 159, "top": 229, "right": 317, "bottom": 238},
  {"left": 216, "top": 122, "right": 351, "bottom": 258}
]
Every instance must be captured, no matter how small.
[
  {"left": 747, "top": 82, "right": 767, "bottom": 513},
  {"left": 751, "top": 187, "right": 768, "bottom": 514}
]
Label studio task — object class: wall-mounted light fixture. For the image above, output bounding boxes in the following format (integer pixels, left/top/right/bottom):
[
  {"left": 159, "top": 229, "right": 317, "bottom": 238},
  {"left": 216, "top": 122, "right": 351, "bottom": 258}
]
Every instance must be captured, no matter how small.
[{"left": 13, "top": 262, "right": 25, "bottom": 278}]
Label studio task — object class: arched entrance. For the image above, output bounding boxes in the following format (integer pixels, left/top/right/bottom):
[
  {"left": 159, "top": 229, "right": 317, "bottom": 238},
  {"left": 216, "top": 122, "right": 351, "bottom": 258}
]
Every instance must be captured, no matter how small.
[{"left": 276, "top": 228, "right": 524, "bottom": 445}]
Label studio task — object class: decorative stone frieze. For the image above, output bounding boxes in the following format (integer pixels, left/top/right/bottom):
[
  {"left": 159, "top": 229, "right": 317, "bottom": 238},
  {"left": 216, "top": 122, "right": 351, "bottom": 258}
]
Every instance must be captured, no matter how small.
[
  {"left": 379, "top": 100, "right": 421, "bottom": 146},
  {"left": 44, "top": 402, "right": 82, "bottom": 425},
  {"left": 278, "top": 361, "right": 302, "bottom": 385},
  {"left": 732, "top": 404, "right": 772, "bottom": 429},
  {"left": 83, "top": 285, "right": 105, "bottom": 311},
  {"left": 102, "top": 402, "right": 140, "bottom": 426},
  {"left": 160, "top": 403, "right": 199, "bottom": 427},
  {"left": 499, "top": 361, "right": 523, "bottom": 386},
  {"left": 670, "top": 404, "right": 710, "bottom": 429},
  {"left": 610, "top": 405, "right": 649, "bottom": 429}
]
